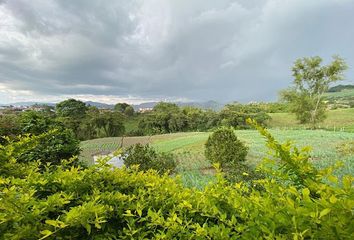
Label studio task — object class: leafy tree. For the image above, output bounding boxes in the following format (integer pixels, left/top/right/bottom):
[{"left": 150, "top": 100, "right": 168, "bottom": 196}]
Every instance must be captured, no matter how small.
[
  {"left": 19, "top": 110, "right": 58, "bottom": 135},
  {"left": 182, "top": 107, "right": 212, "bottom": 131},
  {"left": 153, "top": 102, "right": 180, "bottom": 113},
  {"left": 138, "top": 102, "right": 184, "bottom": 134},
  {"left": 205, "top": 127, "right": 248, "bottom": 168},
  {"left": 78, "top": 106, "right": 100, "bottom": 140},
  {"left": 95, "top": 111, "right": 125, "bottom": 137},
  {"left": 281, "top": 56, "right": 348, "bottom": 127},
  {"left": 123, "top": 143, "right": 176, "bottom": 174},
  {"left": 56, "top": 99, "right": 88, "bottom": 137},
  {"left": 114, "top": 102, "right": 130, "bottom": 113},
  {"left": 56, "top": 99, "right": 88, "bottom": 118},
  {"left": 220, "top": 103, "right": 271, "bottom": 129},
  {"left": 124, "top": 105, "right": 135, "bottom": 116}
]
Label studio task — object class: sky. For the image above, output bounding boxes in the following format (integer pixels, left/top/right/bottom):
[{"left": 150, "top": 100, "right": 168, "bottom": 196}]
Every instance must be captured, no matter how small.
[{"left": 0, "top": 0, "right": 354, "bottom": 104}]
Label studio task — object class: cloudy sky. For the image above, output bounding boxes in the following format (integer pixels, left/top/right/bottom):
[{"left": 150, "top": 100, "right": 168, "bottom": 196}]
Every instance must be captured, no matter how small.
[{"left": 0, "top": 0, "right": 353, "bottom": 104}]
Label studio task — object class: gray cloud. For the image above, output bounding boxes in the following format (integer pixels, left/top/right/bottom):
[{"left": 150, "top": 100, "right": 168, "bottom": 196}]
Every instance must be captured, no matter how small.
[{"left": 0, "top": 0, "right": 353, "bottom": 104}]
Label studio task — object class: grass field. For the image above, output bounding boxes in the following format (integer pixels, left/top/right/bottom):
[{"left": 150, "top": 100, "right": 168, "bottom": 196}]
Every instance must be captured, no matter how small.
[
  {"left": 81, "top": 129, "right": 354, "bottom": 188},
  {"left": 268, "top": 108, "right": 354, "bottom": 132}
]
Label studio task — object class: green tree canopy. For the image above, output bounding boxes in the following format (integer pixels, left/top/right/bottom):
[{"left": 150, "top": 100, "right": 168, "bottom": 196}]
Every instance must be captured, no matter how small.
[
  {"left": 114, "top": 102, "right": 130, "bottom": 112},
  {"left": 56, "top": 99, "right": 88, "bottom": 118},
  {"left": 124, "top": 105, "right": 135, "bottom": 116}
]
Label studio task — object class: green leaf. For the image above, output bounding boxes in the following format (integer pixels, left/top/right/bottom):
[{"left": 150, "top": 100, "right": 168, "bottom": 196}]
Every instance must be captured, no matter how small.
[
  {"left": 329, "top": 195, "right": 337, "bottom": 204},
  {"left": 319, "top": 208, "right": 331, "bottom": 218},
  {"left": 39, "top": 230, "right": 53, "bottom": 240}
]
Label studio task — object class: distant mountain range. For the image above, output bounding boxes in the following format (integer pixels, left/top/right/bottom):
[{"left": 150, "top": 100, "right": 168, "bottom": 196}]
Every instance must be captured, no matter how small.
[{"left": 1, "top": 100, "right": 225, "bottom": 111}]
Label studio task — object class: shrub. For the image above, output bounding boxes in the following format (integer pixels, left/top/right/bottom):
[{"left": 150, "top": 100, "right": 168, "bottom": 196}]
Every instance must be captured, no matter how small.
[
  {"left": 0, "top": 129, "right": 81, "bottom": 177},
  {"left": 123, "top": 143, "right": 176, "bottom": 174},
  {"left": 205, "top": 127, "right": 248, "bottom": 168}
]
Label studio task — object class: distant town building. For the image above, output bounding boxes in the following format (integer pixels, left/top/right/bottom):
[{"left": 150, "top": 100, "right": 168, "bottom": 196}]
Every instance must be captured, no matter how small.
[{"left": 138, "top": 107, "right": 153, "bottom": 113}]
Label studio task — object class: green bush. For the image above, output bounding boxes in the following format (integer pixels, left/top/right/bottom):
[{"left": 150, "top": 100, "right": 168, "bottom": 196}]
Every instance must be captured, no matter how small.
[
  {"left": 205, "top": 127, "right": 248, "bottom": 168},
  {"left": 0, "top": 129, "right": 81, "bottom": 177},
  {"left": 123, "top": 143, "right": 176, "bottom": 174},
  {"left": 1, "top": 121, "right": 353, "bottom": 239}
]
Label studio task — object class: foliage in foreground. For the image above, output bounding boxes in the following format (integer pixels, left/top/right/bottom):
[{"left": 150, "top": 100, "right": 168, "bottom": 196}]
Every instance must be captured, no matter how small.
[
  {"left": 0, "top": 129, "right": 80, "bottom": 177},
  {"left": 0, "top": 121, "right": 353, "bottom": 239}
]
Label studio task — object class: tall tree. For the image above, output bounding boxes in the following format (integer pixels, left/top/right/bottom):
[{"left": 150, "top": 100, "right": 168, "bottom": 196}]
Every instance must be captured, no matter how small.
[
  {"left": 56, "top": 99, "right": 88, "bottom": 118},
  {"left": 114, "top": 103, "right": 130, "bottom": 113},
  {"left": 281, "top": 56, "right": 347, "bottom": 127},
  {"left": 95, "top": 111, "right": 125, "bottom": 137},
  {"left": 124, "top": 106, "right": 135, "bottom": 116},
  {"left": 56, "top": 99, "right": 88, "bottom": 137}
]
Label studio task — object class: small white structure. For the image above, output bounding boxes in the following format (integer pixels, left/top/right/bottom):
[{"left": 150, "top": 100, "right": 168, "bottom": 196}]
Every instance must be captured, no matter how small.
[{"left": 93, "top": 153, "right": 125, "bottom": 168}]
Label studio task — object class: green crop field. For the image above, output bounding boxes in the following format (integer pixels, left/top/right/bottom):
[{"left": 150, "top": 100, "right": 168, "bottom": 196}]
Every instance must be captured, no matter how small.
[{"left": 81, "top": 129, "right": 354, "bottom": 188}]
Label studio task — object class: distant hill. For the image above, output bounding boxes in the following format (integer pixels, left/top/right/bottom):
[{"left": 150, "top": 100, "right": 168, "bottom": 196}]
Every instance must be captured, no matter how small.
[
  {"left": 327, "top": 84, "right": 354, "bottom": 92},
  {"left": 85, "top": 101, "right": 114, "bottom": 109},
  {"left": 325, "top": 84, "right": 354, "bottom": 108}
]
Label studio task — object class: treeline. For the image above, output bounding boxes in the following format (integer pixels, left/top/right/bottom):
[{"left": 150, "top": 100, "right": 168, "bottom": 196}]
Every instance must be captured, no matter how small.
[
  {"left": 0, "top": 99, "right": 130, "bottom": 142},
  {"left": 0, "top": 99, "right": 287, "bottom": 141},
  {"left": 137, "top": 102, "right": 275, "bottom": 135}
]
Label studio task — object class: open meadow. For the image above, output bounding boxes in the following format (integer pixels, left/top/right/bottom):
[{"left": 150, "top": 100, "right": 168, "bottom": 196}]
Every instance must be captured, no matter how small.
[{"left": 268, "top": 108, "right": 354, "bottom": 132}]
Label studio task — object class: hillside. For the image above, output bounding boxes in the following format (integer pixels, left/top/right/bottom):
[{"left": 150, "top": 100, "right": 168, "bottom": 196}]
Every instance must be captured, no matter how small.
[
  {"left": 328, "top": 84, "right": 354, "bottom": 92},
  {"left": 324, "top": 85, "right": 354, "bottom": 108}
]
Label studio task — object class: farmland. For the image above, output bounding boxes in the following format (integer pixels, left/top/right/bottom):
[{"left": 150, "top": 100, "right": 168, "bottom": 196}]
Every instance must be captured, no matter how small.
[
  {"left": 81, "top": 128, "right": 354, "bottom": 188},
  {"left": 267, "top": 108, "right": 354, "bottom": 132}
]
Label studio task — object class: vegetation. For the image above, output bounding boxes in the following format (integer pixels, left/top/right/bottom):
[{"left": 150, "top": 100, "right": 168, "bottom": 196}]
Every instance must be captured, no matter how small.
[
  {"left": 325, "top": 88, "right": 354, "bottom": 109},
  {"left": 281, "top": 56, "right": 348, "bottom": 127},
  {"left": 80, "top": 127, "right": 354, "bottom": 189},
  {"left": 205, "top": 127, "right": 248, "bottom": 168},
  {"left": 0, "top": 114, "right": 20, "bottom": 143},
  {"left": 137, "top": 102, "right": 271, "bottom": 135},
  {"left": 1, "top": 121, "right": 353, "bottom": 239},
  {"left": 219, "top": 103, "right": 271, "bottom": 129},
  {"left": 328, "top": 84, "right": 354, "bottom": 92},
  {"left": 268, "top": 108, "right": 354, "bottom": 132},
  {"left": 123, "top": 144, "right": 176, "bottom": 174}
]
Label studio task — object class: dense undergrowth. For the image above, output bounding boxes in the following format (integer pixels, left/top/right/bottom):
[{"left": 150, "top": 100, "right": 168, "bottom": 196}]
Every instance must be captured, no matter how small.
[{"left": 0, "top": 120, "right": 353, "bottom": 239}]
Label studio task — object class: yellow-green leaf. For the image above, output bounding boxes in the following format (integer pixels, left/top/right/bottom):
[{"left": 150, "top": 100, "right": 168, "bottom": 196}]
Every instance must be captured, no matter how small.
[
  {"left": 329, "top": 195, "right": 337, "bottom": 204},
  {"left": 319, "top": 208, "right": 331, "bottom": 218}
]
